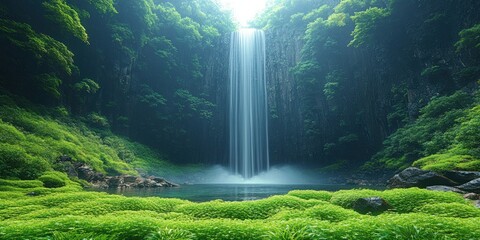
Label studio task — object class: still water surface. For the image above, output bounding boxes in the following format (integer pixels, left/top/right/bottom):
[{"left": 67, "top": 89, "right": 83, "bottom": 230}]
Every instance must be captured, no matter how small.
[{"left": 96, "top": 184, "right": 382, "bottom": 202}]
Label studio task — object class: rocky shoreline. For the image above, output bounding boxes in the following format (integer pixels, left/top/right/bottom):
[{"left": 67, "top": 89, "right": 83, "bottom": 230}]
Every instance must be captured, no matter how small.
[{"left": 56, "top": 156, "right": 178, "bottom": 189}]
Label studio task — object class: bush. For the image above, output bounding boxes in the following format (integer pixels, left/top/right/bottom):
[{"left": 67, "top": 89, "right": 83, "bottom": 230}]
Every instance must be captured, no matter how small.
[
  {"left": 38, "top": 171, "right": 68, "bottom": 188},
  {"left": 0, "top": 144, "right": 49, "bottom": 180}
]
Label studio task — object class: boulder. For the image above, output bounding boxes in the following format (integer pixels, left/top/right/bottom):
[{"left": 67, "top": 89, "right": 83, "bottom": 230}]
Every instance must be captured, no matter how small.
[
  {"left": 123, "top": 175, "right": 137, "bottom": 183},
  {"left": 457, "top": 178, "right": 480, "bottom": 194},
  {"left": 76, "top": 164, "right": 104, "bottom": 181},
  {"left": 106, "top": 176, "right": 123, "bottom": 188},
  {"left": 475, "top": 200, "right": 480, "bottom": 209},
  {"left": 442, "top": 171, "right": 480, "bottom": 184},
  {"left": 463, "top": 193, "right": 480, "bottom": 200},
  {"left": 352, "top": 197, "right": 391, "bottom": 215},
  {"left": 387, "top": 167, "right": 457, "bottom": 188},
  {"left": 426, "top": 185, "right": 466, "bottom": 194}
]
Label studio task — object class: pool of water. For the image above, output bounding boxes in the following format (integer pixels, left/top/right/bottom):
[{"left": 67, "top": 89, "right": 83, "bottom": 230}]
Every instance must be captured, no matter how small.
[{"left": 94, "top": 184, "right": 383, "bottom": 202}]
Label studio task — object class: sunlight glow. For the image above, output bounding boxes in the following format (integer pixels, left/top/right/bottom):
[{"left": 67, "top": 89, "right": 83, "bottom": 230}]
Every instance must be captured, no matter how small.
[{"left": 218, "top": 0, "right": 268, "bottom": 27}]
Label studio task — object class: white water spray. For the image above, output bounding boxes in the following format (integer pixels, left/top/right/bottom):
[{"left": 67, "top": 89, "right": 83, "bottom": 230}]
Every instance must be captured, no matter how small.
[{"left": 229, "top": 29, "right": 269, "bottom": 179}]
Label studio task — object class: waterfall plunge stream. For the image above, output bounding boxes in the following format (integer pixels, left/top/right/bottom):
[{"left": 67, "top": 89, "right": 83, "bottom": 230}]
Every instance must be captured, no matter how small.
[{"left": 229, "top": 29, "right": 269, "bottom": 179}]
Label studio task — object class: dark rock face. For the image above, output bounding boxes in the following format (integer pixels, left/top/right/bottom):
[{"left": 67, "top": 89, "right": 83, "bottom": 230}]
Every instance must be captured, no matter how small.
[
  {"left": 457, "top": 178, "right": 480, "bottom": 194},
  {"left": 388, "top": 167, "right": 457, "bottom": 188},
  {"left": 426, "top": 185, "right": 466, "bottom": 194},
  {"left": 442, "top": 171, "right": 480, "bottom": 184},
  {"left": 352, "top": 197, "right": 391, "bottom": 215}
]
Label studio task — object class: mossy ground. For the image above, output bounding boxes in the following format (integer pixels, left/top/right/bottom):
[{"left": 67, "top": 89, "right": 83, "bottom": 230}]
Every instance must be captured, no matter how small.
[
  {"left": 0, "top": 179, "right": 478, "bottom": 240},
  {"left": 0, "top": 93, "right": 199, "bottom": 181}
]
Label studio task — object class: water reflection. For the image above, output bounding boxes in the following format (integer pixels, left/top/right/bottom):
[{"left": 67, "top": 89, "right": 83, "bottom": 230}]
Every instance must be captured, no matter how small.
[{"left": 94, "top": 184, "right": 384, "bottom": 202}]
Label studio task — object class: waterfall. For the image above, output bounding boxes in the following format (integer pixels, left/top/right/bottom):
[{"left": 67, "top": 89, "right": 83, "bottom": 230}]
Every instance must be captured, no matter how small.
[{"left": 229, "top": 29, "right": 270, "bottom": 179}]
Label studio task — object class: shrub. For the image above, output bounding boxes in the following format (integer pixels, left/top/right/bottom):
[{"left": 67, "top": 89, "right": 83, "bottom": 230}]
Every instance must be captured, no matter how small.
[
  {"left": 0, "top": 144, "right": 49, "bottom": 180},
  {"left": 38, "top": 171, "right": 68, "bottom": 188}
]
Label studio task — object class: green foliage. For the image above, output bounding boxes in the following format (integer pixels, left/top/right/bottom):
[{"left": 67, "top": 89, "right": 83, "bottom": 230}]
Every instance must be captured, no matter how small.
[
  {"left": 456, "top": 105, "right": 480, "bottom": 150},
  {"left": 421, "top": 65, "right": 442, "bottom": 77},
  {"left": 38, "top": 171, "right": 68, "bottom": 188},
  {"left": 413, "top": 153, "right": 479, "bottom": 171},
  {"left": 139, "top": 85, "right": 167, "bottom": 108},
  {"left": 420, "top": 92, "right": 472, "bottom": 118},
  {"left": 175, "top": 196, "right": 320, "bottom": 220},
  {"left": 35, "top": 74, "right": 62, "bottom": 99},
  {"left": 367, "top": 91, "right": 478, "bottom": 172},
  {"left": 416, "top": 203, "right": 480, "bottom": 218},
  {"left": 380, "top": 188, "right": 466, "bottom": 213},
  {"left": 329, "top": 188, "right": 465, "bottom": 213},
  {"left": 349, "top": 7, "right": 389, "bottom": 47},
  {"left": 175, "top": 89, "right": 215, "bottom": 120},
  {"left": 455, "top": 24, "right": 480, "bottom": 52},
  {"left": 85, "top": 112, "right": 110, "bottom": 129},
  {"left": 0, "top": 144, "right": 49, "bottom": 180},
  {"left": 42, "top": 0, "right": 88, "bottom": 43},
  {"left": 0, "top": 19, "right": 75, "bottom": 75},
  {"left": 85, "top": 0, "right": 117, "bottom": 14},
  {"left": 0, "top": 187, "right": 479, "bottom": 239},
  {"left": 287, "top": 190, "right": 333, "bottom": 201},
  {"left": 73, "top": 78, "right": 100, "bottom": 94},
  {"left": 145, "top": 227, "right": 195, "bottom": 240},
  {"left": 0, "top": 94, "right": 179, "bottom": 178}
]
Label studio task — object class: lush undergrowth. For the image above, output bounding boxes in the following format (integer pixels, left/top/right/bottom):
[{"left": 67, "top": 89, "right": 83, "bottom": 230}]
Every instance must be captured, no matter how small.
[
  {"left": 364, "top": 90, "right": 480, "bottom": 173},
  {"left": 0, "top": 179, "right": 479, "bottom": 240},
  {"left": 0, "top": 93, "right": 190, "bottom": 181}
]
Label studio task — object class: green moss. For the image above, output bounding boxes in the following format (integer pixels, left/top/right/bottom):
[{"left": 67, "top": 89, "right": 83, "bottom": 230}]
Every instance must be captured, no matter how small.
[
  {"left": 38, "top": 171, "right": 68, "bottom": 188},
  {"left": 0, "top": 94, "right": 177, "bottom": 178},
  {"left": 175, "top": 195, "right": 320, "bottom": 220},
  {"left": 287, "top": 189, "right": 333, "bottom": 201},
  {"left": 0, "top": 186, "right": 479, "bottom": 239},
  {"left": 415, "top": 203, "right": 480, "bottom": 218},
  {"left": 413, "top": 153, "right": 480, "bottom": 171}
]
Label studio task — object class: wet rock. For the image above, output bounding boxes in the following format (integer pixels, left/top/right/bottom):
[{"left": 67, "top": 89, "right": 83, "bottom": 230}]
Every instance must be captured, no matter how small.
[
  {"left": 387, "top": 167, "right": 457, "bottom": 188},
  {"left": 442, "top": 171, "right": 480, "bottom": 184},
  {"left": 463, "top": 193, "right": 480, "bottom": 200},
  {"left": 457, "top": 178, "right": 480, "bottom": 194},
  {"left": 106, "top": 176, "right": 123, "bottom": 188},
  {"left": 52, "top": 155, "right": 178, "bottom": 189},
  {"left": 77, "top": 164, "right": 104, "bottom": 181},
  {"left": 352, "top": 197, "right": 391, "bottom": 215},
  {"left": 426, "top": 185, "right": 466, "bottom": 194},
  {"left": 123, "top": 175, "right": 137, "bottom": 183}
]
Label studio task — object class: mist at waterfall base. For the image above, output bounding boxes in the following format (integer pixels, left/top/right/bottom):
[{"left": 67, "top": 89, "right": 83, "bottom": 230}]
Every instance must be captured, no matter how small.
[{"left": 177, "top": 165, "right": 324, "bottom": 185}]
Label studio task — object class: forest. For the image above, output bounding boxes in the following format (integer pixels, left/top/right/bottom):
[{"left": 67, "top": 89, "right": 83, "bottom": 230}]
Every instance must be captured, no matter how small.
[{"left": 0, "top": 0, "right": 479, "bottom": 239}]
